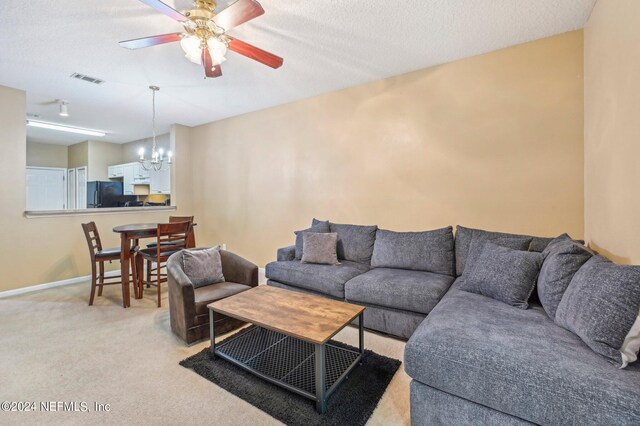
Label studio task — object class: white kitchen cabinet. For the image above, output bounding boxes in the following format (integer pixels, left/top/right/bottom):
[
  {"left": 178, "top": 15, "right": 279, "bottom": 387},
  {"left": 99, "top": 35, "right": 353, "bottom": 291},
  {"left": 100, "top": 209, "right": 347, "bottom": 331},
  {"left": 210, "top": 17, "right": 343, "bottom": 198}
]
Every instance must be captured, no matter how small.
[
  {"left": 149, "top": 167, "right": 171, "bottom": 195},
  {"left": 108, "top": 165, "right": 124, "bottom": 178},
  {"left": 133, "top": 163, "right": 150, "bottom": 184},
  {"left": 122, "top": 163, "right": 135, "bottom": 195}
]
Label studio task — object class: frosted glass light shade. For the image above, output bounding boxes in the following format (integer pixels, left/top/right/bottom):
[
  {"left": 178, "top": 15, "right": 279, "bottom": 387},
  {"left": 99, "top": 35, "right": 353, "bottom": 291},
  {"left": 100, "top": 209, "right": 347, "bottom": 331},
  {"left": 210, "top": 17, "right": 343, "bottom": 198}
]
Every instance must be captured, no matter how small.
[
  {"left": 207, "top": 37, "right": 227, "bottom": 65},
  {"left": 180, "top": 35, "right": 202, "bottom": 64}
]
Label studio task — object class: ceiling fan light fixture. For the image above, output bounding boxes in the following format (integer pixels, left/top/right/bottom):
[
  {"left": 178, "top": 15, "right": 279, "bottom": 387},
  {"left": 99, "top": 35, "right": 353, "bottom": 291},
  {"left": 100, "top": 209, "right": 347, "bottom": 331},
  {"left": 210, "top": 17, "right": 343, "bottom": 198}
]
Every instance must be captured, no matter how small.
[
  {"left": 180, "top": 35, "right": 203, "bottom": 64},
  {"left": 207, "top": 37, "right": 227, "bottom": 65}
]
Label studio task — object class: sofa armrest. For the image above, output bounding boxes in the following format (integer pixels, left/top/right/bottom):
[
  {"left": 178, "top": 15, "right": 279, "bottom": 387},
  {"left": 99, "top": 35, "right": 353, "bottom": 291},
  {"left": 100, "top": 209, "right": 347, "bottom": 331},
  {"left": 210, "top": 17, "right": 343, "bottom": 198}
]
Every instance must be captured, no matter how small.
[
  {"left": 277, "top": 245, "right": 296, "bottom": 261},
  {"left": 220, "top": 250, "right": 259, "bottom": 287},
  {"left": 167, "top": 253, "right": 197, "bottom": 340}
]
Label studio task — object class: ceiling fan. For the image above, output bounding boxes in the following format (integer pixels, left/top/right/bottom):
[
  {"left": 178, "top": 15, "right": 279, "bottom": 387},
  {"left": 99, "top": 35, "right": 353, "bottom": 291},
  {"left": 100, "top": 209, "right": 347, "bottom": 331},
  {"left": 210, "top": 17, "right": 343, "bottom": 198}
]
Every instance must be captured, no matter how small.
[{"left": 119, "top": 0, "right": 283, "bottom": 78}]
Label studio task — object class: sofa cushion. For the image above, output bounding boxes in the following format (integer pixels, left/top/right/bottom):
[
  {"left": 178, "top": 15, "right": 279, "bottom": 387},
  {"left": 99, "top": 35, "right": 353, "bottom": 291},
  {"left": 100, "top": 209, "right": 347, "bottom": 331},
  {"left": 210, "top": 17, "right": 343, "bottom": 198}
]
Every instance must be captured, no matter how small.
[
  {"left": 462, "top": 237, "right": 532, "bottom": 276},
  {"left": 193, "top": 282, "right": 252, "bottom": 316},
  {"left": 301, "top": 232, "right": 339, "bottom": 265},
  {"left": 460, "top": 242, "right": 543, "bottom": 309},
  {"left": 294, "top": 219, "right": 330, "bottom": 260},
  {"left": 330, "top": 222, "right": 378, "bottom": 264},
  {"left": 537, "top": 234, "right": 593, "bottom": 319},
  {"left": 454, "top": 226, "right": 533, "bottom": 276},
  {"left": 345, "top": 268, "right": 454, "bottom": 315},
  {"left": 405, "top": 282, "right": 640, "bottom": 425},
  {"left": 265, "top": 260, "right": 369, "bottom": 299},
  {"left": 556, "top": 256, "right": 640, "bottom": 368},
  {"left": 370, "top": 227, "right": 455, "bottom": 276}
]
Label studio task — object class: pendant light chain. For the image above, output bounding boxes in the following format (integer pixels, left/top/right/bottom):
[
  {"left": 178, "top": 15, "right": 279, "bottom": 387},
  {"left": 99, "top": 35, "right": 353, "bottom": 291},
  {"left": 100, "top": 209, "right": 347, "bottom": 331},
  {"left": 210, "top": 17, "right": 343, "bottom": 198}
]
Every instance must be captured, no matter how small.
[{"left": 152, "top": 86, "right": 157, "bottom": 154}]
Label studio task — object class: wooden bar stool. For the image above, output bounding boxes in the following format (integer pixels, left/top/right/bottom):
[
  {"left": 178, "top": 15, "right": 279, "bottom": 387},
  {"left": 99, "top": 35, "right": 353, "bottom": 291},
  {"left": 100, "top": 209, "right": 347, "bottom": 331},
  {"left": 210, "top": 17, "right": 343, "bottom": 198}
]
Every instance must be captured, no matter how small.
[
  {"left": 144, "top": 216, "right": 196, "bottom": 286},
  {"left": 82, "top": 222, "right": 137, "bottom": 308},
  {"left": 136, "top": 221, "right": 190, "bottom": 307}
]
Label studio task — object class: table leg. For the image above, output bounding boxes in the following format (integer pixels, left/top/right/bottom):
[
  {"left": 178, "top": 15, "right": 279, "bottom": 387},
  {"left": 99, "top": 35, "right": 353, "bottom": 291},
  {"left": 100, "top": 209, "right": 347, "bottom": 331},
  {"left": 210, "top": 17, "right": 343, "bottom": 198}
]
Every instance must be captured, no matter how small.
[
  {"left": 359, "top": 312, "right": 364, "bottom": 355},
  {"left": 209, "top": 310, "right": 216, "bottom": 359},
  {"left": 315, "top": 343, "right": 327, "bottom": 414},
  {"left": 133, "top": 238, "right": 141, "bottom": 299},
  {"left": 120, "top": 233, "right": 130, "bottom": 308}
]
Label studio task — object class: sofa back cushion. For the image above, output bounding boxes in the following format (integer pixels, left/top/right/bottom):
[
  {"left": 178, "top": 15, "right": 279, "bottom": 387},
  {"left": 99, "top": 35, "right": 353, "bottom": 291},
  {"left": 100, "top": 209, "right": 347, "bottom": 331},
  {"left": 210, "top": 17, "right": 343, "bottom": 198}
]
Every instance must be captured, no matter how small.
[
  {"left": 459, "top": 242, "right": 543, "bottom": 309},
  {"left": 294, "top": 219, "right": 330, "bottom": 260},
  {"left": 371, "top": 227, "right": 455, "bottom": 276},
  {"left": 537, "top": 234, "right": 593, "bottom": 320},
  {"left": 329, "top": 222, "right": 378, "bottom": 264},
  {"left": 455, "top": 225, "right": 534, "bottom": 276},
  {"left": 556, "top": 256, "right": 640, "bottom": 368}
]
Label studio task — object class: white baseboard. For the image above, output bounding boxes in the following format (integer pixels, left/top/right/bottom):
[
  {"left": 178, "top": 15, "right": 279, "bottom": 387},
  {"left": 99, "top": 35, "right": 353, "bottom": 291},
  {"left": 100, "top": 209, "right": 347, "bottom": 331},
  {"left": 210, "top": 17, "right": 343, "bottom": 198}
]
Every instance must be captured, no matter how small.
[
  {"left": 1, "top": 268, "right": 268, "bottom": 299},
  {"left": 0, "top": 270, "right": 119, "bottom": 299}
]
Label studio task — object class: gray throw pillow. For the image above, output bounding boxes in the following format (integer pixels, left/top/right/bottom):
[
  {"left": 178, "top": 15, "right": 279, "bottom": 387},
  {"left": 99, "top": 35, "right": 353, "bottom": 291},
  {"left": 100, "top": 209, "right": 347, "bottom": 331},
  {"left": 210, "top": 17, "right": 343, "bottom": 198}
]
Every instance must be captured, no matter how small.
[
  {"left": 460, "top": 242, "right": 543, "bottom": 309},
  {"left": 294, "top": 219, "right": 330, "bottom": 260},
  {"left": 301, "top": 232, "right": 339, "bottom": 265},
  {"left": 455, "top": 225, "right": 534, "bottom": 276},
  {"left": 371, "top": 227, "right": 455, "bottom": 276},
  {"left": 463, "top": 237, "right": 532, "bottom": 276},
  {"left": 537, "top": 234, "right": 593, "bottom": 319},
  {"left": 556, "top": 256, "right": 640, "bottom": 368},
  {"left": 182, "top": 247, "right": 225, "bottom": 289},
  {"left": 330, "top": 222, "right": 378, "bottom": 264}
]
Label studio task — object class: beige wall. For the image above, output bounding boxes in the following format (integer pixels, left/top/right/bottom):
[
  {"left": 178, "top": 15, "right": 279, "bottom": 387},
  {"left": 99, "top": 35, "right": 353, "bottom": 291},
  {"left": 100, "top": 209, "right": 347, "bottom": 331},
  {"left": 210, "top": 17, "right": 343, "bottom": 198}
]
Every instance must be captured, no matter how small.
[
  {"left": 87, "top": 140, "right": 123, "bottom": 181},
  {"left": 26, "top": 141, "right": 68, "bottom": 168},
  {"left": 0, "top": 84, "right": 194, "bottom": 291},
  {"left": 189, "top": 31, "right": 585, "bottom": 267},
  {"left": 67, "top": 141, "right": 88, "bottom": 169},
  {"left": 584, "top": 0, "right": 640, "bottom": 264}
]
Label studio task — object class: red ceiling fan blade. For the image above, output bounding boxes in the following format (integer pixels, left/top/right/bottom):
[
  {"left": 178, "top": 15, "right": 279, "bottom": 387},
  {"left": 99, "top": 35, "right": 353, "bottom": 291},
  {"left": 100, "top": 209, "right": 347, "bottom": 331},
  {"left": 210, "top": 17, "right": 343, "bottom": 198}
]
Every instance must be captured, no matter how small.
[
  {"left": 227, "top": 38, "right": 283, "bottom": 69},
  {"left": 138, "top": 0, "right": 188, "bottom": 22},
  {"left": 202, "top": 48, "right": 223, "bottom": 78},
  {"left": 213, "top": 0, "right": 265, "bottom": 30},
  {"left": 119, "top": 32, "right": 182, "bottom": 49}
]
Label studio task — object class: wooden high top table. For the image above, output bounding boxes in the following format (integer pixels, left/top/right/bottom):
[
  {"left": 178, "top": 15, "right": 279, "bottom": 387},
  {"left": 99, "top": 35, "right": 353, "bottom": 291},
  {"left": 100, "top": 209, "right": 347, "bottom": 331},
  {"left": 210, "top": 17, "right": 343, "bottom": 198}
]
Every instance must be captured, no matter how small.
[
  {"left": 113, "top": 222, "right": 197, "bottom": 307},
  {"left": 113, "top": 223, "right": 158, "bottom": 307},
  {"left": 209, "top": 286, "right": 365, "bottom": 414}
]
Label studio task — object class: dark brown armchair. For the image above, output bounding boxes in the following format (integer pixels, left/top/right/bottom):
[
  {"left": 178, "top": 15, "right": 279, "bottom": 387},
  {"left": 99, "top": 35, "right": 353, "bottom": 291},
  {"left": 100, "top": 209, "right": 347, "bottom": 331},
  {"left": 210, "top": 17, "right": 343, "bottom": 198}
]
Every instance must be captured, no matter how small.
[{"left": 167, "top": 249, "right": 259, "bottom": 344}]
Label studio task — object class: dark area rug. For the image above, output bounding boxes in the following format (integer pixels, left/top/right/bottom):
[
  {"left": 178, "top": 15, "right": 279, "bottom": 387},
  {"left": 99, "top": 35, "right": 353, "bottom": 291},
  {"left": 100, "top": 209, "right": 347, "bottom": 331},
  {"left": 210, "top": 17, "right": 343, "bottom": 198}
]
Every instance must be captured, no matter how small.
[{"left": 180, "top": 332, "right": 401, "bottom": 426}]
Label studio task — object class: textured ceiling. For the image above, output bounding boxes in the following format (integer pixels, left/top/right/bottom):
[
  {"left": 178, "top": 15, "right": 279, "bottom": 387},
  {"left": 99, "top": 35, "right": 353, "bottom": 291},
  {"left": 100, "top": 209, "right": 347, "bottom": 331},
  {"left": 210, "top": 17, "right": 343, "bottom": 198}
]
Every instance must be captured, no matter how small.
[{"left": 0, "top": 0, "right": 596, "bottom": 145}]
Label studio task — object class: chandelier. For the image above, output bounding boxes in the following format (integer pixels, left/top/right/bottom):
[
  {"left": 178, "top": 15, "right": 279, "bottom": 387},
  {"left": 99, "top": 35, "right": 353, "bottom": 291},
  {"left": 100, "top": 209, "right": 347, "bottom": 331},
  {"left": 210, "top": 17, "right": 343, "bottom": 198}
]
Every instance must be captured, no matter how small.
[{"left": 138, "top": 86, "right": 172, "bottom": 171}]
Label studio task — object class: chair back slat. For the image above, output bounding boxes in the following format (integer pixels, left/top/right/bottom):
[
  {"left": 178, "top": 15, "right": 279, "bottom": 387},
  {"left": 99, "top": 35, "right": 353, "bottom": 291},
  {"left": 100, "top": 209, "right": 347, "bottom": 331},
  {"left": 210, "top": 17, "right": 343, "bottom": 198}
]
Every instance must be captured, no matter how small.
[
  {"left": 169, "top": 216, "right": 196, "bottom": 248},
  {"left": 155, "top": 221, "right": 190, "bottom": 257},
  {"left": 81, "top": 222, "right": 103, "bottom": 259}
]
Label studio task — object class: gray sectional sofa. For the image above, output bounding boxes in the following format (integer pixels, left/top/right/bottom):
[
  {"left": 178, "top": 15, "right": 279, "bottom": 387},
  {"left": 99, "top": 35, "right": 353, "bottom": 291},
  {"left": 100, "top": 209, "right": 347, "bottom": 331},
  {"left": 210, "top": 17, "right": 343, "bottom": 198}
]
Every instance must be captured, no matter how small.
[
  {"left": 266, "top": 220, "right": 640, "bottom": 425},
  {"left": 266, "top": 220, "right": 457, "bottom": 339}
]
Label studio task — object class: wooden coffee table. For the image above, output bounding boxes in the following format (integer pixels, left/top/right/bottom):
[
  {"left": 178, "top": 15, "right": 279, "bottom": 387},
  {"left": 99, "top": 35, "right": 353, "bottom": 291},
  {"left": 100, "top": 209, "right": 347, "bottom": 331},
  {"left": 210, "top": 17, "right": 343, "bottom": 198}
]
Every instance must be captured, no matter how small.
[{"left": 208, "top": 286, "right": 365, "bottom": 413}]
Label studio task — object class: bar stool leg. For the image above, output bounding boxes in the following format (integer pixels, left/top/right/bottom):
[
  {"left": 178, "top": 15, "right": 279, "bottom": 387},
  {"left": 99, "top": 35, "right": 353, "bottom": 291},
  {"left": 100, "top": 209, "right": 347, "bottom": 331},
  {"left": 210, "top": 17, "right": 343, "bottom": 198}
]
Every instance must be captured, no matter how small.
[
  {"left": 97, "top": 262, "right": 104, "bottom": 296},
  {"left": 89, "top": 261, "right": 98, "bottom": 306},
  {"left": 157, "top": 261, "right": 162, "bottom": 308}
]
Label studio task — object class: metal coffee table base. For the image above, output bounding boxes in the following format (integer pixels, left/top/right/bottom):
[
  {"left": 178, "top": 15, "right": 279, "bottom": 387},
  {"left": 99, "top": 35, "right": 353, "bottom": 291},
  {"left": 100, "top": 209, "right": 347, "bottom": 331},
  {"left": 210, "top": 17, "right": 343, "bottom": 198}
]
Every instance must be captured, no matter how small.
[{"left": 209, "top": 311, "right": 364, "bottom": 414}]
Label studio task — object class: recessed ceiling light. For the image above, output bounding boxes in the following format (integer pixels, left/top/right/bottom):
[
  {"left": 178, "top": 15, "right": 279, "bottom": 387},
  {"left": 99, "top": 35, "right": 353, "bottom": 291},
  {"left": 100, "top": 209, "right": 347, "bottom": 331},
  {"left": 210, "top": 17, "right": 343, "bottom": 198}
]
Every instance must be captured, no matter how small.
[{"left": 26, "top": 120, "right": 106, "bottom": 137}]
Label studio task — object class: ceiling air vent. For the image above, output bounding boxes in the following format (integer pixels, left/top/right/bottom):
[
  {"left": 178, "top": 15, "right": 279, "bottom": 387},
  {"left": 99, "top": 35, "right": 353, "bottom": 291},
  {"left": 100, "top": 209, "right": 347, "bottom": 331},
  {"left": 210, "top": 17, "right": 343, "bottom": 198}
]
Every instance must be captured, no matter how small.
[{"left": 70, "top": 73, "right": 105, "bottom": 85}]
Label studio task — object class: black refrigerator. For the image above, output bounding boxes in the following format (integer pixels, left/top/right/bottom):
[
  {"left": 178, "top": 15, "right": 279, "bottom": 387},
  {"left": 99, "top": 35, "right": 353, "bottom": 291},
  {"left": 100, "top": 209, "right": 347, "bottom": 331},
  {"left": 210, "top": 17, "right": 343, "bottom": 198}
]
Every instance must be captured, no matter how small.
[{"left": 87, "top": 181, "right": 123, "bottom": 208}]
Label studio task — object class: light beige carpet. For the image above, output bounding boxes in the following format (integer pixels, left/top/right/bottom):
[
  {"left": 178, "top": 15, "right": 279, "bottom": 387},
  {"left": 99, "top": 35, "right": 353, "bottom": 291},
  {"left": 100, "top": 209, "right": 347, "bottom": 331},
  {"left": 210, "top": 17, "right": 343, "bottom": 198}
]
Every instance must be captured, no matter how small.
[{"left": 0, "top": 282, "right": 410, "bottom": 425}]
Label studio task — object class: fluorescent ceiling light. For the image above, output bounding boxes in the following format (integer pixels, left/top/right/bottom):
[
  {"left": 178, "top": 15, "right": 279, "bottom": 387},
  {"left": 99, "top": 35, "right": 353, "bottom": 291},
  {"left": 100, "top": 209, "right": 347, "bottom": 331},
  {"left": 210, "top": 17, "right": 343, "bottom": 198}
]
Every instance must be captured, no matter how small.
[{"left": 26, "top": 120, "right": 106, "bottom": 137}]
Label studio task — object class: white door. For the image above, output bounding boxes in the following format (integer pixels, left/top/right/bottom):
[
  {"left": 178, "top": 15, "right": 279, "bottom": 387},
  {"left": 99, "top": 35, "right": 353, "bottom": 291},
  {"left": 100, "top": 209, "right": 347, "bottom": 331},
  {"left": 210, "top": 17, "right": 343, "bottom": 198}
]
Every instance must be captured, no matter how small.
[
  {"left": 26, "top": 167, "right": 66, "bottom": 211},
  {"left": 67, "top": 168, "right": 76, "bottom": 209},
  {"left": 76, "top": 166, "right": 87, "bottom": 208}
]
